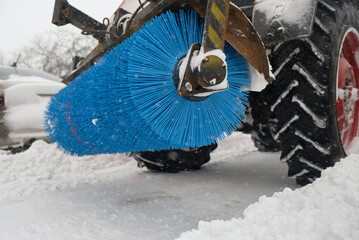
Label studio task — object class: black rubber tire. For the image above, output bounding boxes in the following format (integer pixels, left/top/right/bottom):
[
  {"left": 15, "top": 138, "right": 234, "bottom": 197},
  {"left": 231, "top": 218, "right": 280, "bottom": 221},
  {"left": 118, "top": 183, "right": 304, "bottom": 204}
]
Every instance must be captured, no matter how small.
[
  {"left": 9, "top": 139, "right": 36, "bottom": 154},
  {"left": 248, "top": 90, "right": 281, "bottom": 152},
  {"left": 250, "top": 120, "right": 281, "bottom": 152},
  {"left": 132, "top": 143, "right": 217, "bottom": 173},
  {"left": 239, "top": 91, "right": 281, "bottom": 152},
  {"left": 269, "top": 0, "right": 358, "bottom": 185}
]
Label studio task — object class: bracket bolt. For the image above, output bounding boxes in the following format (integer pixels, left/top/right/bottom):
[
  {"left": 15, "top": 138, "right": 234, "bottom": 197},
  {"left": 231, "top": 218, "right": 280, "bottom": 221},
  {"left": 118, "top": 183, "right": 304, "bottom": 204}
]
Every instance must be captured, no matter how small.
[
  {"left": 209, "top": 79, "right": 216, "bottom": 85},
  {"left": 185, "top": 82, "right": 193, "bottom": 92}
]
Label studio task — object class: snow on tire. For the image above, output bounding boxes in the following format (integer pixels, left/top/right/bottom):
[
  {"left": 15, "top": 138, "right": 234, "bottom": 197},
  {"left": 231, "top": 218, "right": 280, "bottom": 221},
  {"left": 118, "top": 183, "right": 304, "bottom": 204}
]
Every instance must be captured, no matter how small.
[
  {"left": 269, "top": 0, "right": 359, "bottom": 185},
  {"left": 245, "top": 92, "right": 281, "bottom": 152}
]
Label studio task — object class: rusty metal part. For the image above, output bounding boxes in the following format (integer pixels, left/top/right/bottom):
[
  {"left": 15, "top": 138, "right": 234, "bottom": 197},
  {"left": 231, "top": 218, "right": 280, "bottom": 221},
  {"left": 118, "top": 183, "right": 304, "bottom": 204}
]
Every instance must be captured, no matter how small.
[
  {"left": 126, "top": 0, "right": 178, "bottom": 30},
  {"left": 60, "top": 0, "right": 270, "bottom": 84},
  {"left": 190, "top": 0, "right": 270, "bottom": 79},
  {"left": 197, "top": 55, "right": 227, "bottom": 87},
  {"left": 62, "top": 44, "right": 103, "bottom": 85},
  {"left": 201, "top": 0, "right": 230, "bottom": 52},
  {"left": 177, "top": 44, "right": 228, "bottom": 98},
  {"left": 61, "top": 0, "right": 178, "bottom": 84},
  {"left": 52, "top": 0, "right": 107, "bottom": 42},
  {"left": 190, "top": 0, "right": 229, "bottom": 94},
  {"left": 178, "top": 44, "right": 200, "bottom": 97}
]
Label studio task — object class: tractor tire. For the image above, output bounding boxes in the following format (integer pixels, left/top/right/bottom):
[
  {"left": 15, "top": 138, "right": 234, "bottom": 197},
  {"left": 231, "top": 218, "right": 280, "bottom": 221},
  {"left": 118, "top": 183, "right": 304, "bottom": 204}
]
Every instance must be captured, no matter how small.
[
  {"left": 250, "top": 120, "right": 281, "bottom": 152},
  {"left": 239, "top": 91, "right": 281, "bottom": 152},
  {"left": 132, "top": 143, "right": 217, "bottom": 173},
  {"left": 8, "top": 139, "right": 36, "bottom": 154},
  {"left": 269, "top": 0, "right": 359, "bottom": 185}
]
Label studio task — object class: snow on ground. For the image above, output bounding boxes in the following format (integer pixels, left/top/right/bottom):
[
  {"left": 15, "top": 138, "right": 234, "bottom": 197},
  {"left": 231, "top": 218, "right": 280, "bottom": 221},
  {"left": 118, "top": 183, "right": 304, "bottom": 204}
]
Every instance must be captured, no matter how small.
[
  {"left": 0, "top": 132, "right": 358, "bottom": 239},
  {"left": 177, "top": 155, "right": 359, "bottom": 240},
  {"left": 0, "top": 141, "right": 135, "bottom": 203}
]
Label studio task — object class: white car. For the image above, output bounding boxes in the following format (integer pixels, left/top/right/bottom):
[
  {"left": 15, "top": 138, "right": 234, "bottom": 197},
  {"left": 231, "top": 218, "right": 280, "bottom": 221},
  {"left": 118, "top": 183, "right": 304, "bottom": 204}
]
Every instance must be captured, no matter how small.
[{"left": 0, "top": 66, "right": 65, "bottom": 152}]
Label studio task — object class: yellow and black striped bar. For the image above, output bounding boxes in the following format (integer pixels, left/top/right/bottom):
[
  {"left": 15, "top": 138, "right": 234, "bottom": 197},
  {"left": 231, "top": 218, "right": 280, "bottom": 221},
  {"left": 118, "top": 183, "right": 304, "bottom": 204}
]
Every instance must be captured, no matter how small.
[{"left": 201, "top": 0, "right": 230, "bottom": 52}]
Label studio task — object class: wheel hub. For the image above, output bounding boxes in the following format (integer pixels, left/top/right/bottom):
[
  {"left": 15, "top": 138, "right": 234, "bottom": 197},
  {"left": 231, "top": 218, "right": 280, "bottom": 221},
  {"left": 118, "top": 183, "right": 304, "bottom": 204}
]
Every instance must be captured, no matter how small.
[{"left": 336, "top": 29, "right": 359, "bottom": 152}]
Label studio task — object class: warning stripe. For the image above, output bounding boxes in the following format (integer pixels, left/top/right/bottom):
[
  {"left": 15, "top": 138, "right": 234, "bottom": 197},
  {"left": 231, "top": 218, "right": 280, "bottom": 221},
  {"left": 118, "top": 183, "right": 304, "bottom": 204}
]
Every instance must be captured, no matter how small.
[
  {"left": 202, "top": 0, "right": 229, "bottom": 51},
  {"left": 207, "top": 0, "right": 226, "bottom": 48},
  {"left": 211, "top": 1, "right": 225, "bottom": 25},
  {"left": 208, "top": 25, "right": 223, "bottom": 48}
]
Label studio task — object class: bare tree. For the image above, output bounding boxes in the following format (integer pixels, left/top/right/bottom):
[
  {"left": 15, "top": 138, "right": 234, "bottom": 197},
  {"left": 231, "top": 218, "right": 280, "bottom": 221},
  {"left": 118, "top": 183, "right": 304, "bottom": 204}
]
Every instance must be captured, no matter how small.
[{"left": 17, "top": 28, "right": 97, "bottom": 77}]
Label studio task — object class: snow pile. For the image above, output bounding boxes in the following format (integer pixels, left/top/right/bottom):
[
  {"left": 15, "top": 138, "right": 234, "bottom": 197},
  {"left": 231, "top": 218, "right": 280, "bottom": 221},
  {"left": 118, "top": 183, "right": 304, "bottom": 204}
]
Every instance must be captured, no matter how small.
[
  {"left": 0, "top": 140, "right": 136, "bottom": 203},
  {"left": 177, "top": 155, "right": 359, "bottom": 240}
]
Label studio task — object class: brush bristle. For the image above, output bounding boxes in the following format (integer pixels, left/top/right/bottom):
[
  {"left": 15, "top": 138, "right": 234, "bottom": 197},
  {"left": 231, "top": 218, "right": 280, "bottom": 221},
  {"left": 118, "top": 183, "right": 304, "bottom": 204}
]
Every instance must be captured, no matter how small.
[{"left": 45, "top": 10, "right": 249, "bottom": 156}]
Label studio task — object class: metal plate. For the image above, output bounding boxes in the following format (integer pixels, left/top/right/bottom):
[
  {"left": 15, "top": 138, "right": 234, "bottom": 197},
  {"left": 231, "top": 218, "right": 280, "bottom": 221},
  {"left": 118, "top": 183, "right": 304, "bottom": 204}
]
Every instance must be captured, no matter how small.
[{"left": 253, "top": 0, "right": 318, "bottom": 46}]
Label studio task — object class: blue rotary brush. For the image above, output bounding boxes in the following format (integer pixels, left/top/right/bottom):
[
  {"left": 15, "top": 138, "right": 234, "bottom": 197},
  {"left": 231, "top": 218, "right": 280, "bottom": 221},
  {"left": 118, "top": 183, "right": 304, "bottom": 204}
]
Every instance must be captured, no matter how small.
[{"left": 45, "top": 10, "right": 250, "bottom": 156}]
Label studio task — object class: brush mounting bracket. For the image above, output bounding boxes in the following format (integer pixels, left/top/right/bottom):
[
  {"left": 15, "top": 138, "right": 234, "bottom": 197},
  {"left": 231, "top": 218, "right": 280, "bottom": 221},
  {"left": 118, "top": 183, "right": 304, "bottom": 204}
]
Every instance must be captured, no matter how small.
[
  {"left": 176, "top": 0, "right": 230, "bottom": 100},
  {"left": 55, "top": 0, "right": 271, "bottom": 87},
  {"left": 176, "top": 43, "right": 228, "bottom": 99}
]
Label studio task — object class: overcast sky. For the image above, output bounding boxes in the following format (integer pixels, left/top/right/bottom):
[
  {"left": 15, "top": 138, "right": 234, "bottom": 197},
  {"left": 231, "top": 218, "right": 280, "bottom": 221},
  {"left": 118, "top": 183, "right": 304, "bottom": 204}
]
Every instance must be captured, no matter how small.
[{"left": 0, "top": 0, "right": 123, "bottom": 61}]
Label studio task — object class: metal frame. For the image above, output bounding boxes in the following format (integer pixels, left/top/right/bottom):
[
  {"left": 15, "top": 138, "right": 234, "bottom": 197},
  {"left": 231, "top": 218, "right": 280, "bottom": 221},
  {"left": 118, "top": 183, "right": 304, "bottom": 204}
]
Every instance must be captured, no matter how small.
[
  {"left": 53, "top": 0, "right": 271, "bottom": 84},
  {"left": 52, "top": 0, "right": 108, "bottom": 41},
  {"left": 252, "top": 0, "right": 318, "bottom": 46}
]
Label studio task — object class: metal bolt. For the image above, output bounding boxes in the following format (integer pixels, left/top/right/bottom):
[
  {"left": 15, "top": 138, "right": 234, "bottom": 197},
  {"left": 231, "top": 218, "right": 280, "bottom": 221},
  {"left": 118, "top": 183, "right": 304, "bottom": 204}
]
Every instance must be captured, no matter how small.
[
  {"left": 209, "top": 78, "right": 216, "bottom": 85},
  {"left": 185, "top": 82, "right": 193, "bottom": 92}
]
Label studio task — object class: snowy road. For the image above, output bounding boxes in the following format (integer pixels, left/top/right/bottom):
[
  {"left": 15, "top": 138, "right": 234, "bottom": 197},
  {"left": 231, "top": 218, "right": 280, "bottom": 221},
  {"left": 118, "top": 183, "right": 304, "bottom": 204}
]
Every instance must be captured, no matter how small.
[{"left": 0, "top": 133, "right": 297, "bottom": 239}]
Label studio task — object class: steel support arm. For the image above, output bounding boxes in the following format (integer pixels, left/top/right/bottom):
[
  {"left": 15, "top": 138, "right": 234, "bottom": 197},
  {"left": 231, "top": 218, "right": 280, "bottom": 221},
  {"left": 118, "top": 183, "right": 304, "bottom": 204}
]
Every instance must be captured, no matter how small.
[{"left": 52, "top": 0, "right": 107, "bottom": 41}]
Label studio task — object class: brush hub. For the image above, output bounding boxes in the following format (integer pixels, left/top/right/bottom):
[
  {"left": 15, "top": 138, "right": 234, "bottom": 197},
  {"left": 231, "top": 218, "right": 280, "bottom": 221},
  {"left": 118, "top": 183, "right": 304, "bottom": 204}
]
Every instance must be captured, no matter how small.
[
  {"left": 197, "top": 55, "right": 227, "bottom": 87},
  {"left": 176, "top": 44, "right": 229, "bottom": 101}
]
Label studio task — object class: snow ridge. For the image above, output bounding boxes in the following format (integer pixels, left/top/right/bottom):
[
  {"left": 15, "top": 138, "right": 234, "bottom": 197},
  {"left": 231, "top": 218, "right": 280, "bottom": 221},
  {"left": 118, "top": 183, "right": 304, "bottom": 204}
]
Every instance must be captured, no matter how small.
[{"left": 177, "top": 156, "right": 359, "bottom": 240}]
